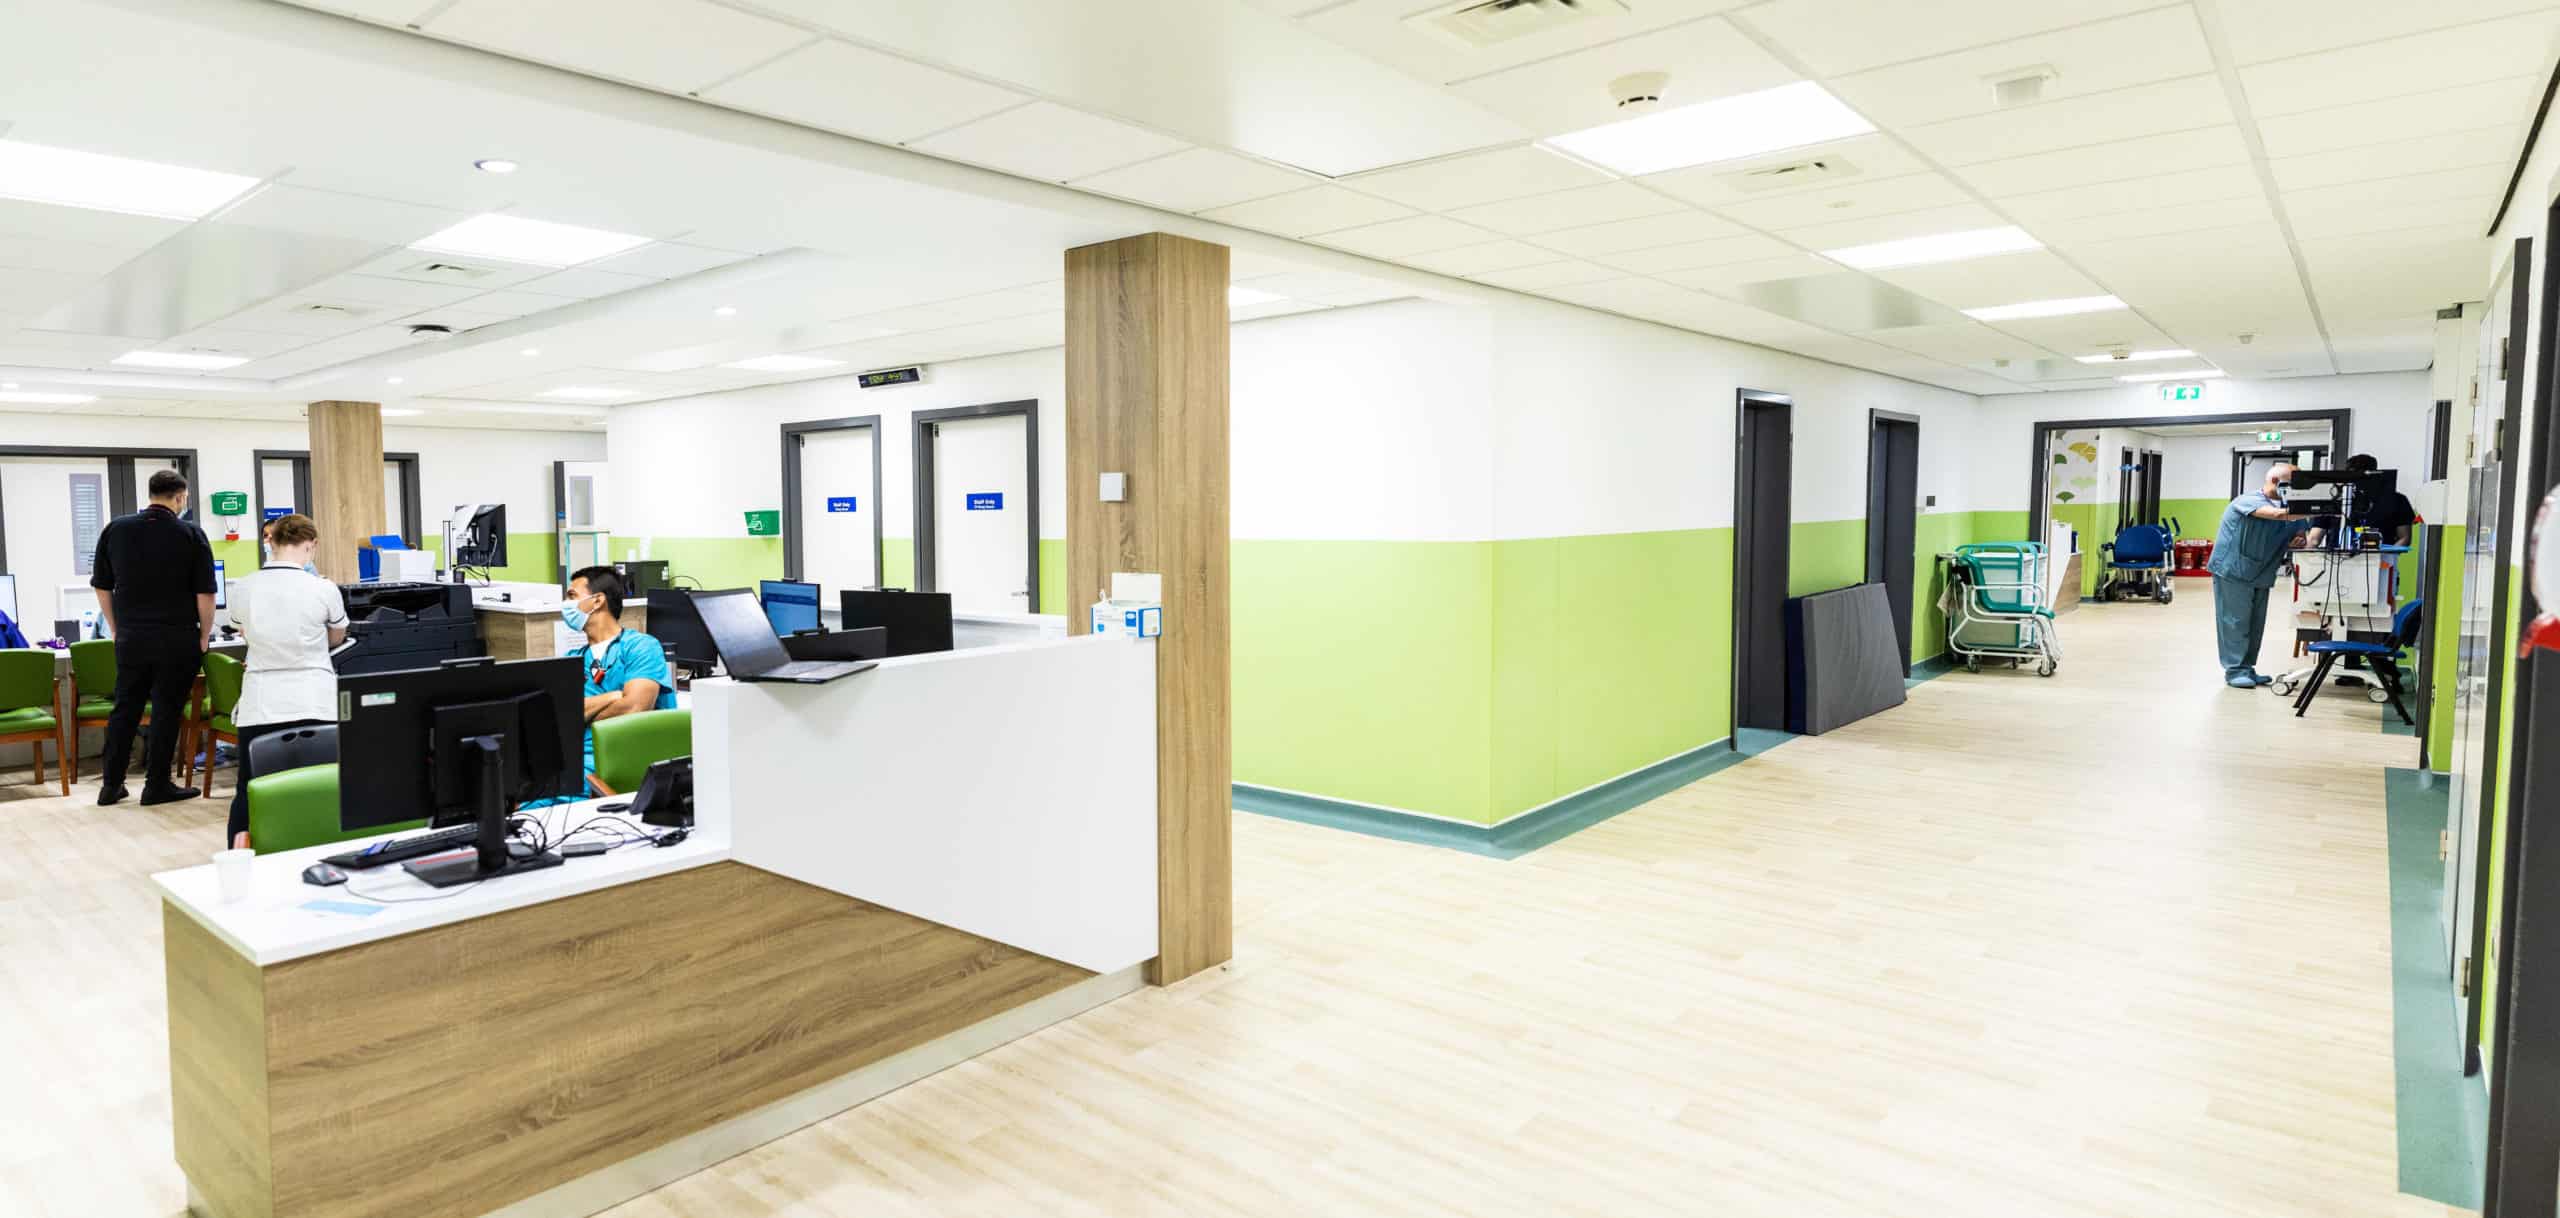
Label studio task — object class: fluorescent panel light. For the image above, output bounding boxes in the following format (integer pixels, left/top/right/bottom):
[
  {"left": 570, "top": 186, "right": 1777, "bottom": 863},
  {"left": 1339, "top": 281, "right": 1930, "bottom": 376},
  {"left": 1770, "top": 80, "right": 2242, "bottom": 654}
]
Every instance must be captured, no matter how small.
[
  {"left": 1229, "top": 285, "right": 1285, "bottom": 307},
  {"left": 409, "top": 213, "right": 650, "bottom": 268},
  {"left": 539, "top": 386, "right": 636, "bottom": 401},
  {"left": 2075, "top": 349, "right": 2194, "bottom": 364},
  {"left": 113, "top": 350, "right": 248, "bottom": 371},
  {"left": 722, "top": 354, "right": 842, "bottom": 372},
  {"left": 2119, "top": 369, "right": 2226, "bottom": 383},
  {"left": 0, "top": 139, "right": 259, "bottom": 221},
  {"left": 1825, "top": 226, "right": 2041, "bottom": 270},
  {"left": 0, "top": 391, "right": 97, "bottom": 405},
  {"left": 1962, "top": 294, "right": 2127, "bottom": 321},
  {"left": 1542, "top": 81, "right": 1875, "bottom": 176}
]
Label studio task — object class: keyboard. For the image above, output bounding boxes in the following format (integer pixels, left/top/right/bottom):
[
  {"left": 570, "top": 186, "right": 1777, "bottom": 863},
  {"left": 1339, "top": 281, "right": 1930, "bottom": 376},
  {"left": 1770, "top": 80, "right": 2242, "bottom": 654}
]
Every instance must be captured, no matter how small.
[{"left": 322, "top": 826, "right": 482, "bottom": 870}]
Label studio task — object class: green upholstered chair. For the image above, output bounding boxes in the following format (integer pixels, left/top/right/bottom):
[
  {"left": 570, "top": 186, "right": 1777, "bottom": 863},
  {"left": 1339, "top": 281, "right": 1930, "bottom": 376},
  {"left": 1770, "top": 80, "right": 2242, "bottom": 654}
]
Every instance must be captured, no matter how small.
[
  {"left": 67, "top": 637, "right": 189, "bottom": 786},
  {"left": 190, "top": 651, "right": 245, "bottom": 795},
  {"left": 590, "top": 709, "right": 691, "bottom": 796},
  {"left": 246, "top": 764, "right": 426, "bottom": 855},
  {"left": 0, "top": 649, "right": 65, "bottom": 795}
]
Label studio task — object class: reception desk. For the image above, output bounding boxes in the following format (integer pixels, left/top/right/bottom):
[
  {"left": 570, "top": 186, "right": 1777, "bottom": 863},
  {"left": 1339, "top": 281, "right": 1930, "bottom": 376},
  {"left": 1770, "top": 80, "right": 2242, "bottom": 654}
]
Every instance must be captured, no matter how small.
[{"left": 157, "top": 635, "right": 1159, "bottom": 1218}]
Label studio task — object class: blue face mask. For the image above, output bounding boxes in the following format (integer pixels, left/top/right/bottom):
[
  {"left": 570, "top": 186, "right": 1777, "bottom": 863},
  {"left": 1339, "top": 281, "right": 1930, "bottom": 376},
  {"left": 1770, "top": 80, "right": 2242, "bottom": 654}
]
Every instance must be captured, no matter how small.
[
  {"left": 303, "top": 562, "right": 319, "bottom": 576},
  {"left": 560, "top": 596, "right": 591, "bottom": 632}
]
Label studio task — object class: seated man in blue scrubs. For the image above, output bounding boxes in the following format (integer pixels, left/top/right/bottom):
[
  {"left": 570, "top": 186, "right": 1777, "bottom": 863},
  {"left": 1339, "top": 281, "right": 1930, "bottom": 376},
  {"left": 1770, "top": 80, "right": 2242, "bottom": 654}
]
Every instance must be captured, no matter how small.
[
  {"left": 562, "top": 565, "right": 676, "bottom": 790},
  {"left": 2207, "top": 462, "right": 2324, "bottom": 688}
]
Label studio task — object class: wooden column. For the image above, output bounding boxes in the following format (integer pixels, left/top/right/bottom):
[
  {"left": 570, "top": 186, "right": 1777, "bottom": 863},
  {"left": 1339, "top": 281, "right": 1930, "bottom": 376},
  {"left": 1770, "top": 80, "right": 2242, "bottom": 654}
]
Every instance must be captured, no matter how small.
[
  {"left": 307, "top": 400, "right": 384, "bottom": 584},
  {"left": 1065, "top": 233, "right": 1231, "bottom": 985}
]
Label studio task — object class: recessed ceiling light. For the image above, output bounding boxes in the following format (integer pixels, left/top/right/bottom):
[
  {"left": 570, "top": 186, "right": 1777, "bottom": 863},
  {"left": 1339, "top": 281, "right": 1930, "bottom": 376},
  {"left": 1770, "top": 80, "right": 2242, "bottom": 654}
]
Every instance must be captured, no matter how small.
[
  {"left": 721, "top": 354, "right": 843, "bottom": 372},
  {"left": 410, "top": 213, "right": 650, "bottom": 268},
  {"left": 473, "top": 158, "right": 519, "bottom": 175},
  {"left": 2074, "top": 348, "right": 2195, "bottom": 364},
  {"left": 539, "top": 386, "right": 636, "bottom": 401},
  {"left": 113, "top": 350, "right": 248, "bottom": 371},
  {"left": 1229, "top": 285, "right": 1285, "bottom": 308},
  {"left": 519, "top": 347, "right": 542, "bottom": 357},
  {"left": 713, "top": 305, "right": 738, "bottom": 317},
  {"left": 1542, "top": 81, "right": 1874, "bottom": 176},
  {"left": 0, "top": 139, "right": 260, "bottom": 221},
  {"left": 0, "top": 390, "right": 97, "bottom": 405},
  {"left": 1962, "top": 294, "right": 2127, "bottom": 321},
  {"left": 381, "top": 408, "right": 425, "bottom": 417},
  {"left": 386, "top": 376, "right": 405, "bottom": 385},
  {"left": 1825, "top": 226, "right": 2041, "bottom": 270},
  {"left": 2119, "top": 369, "right": 2226, "bottom": 383}
]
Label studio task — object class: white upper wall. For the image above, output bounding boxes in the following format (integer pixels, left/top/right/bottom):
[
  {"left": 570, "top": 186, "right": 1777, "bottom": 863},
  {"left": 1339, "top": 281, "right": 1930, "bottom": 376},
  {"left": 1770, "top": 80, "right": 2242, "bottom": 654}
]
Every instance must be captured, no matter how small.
[{"left": 2122, "top": 426, "right": 2336, "bottom": 501}]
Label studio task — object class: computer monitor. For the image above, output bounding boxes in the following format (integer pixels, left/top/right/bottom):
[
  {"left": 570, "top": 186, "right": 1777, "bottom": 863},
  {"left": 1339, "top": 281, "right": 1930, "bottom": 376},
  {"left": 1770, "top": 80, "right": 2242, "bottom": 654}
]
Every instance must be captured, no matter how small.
[
  {"left": 841, "top": 589, "right": 954, "bottom": 657},
  {"left": 759, "top": 579, "right": 822, "bottom": 637},
  {"left": 336, "top": 656, "right": 582, "bottom": 886},
  {"left": 212, "top": 560, "right": 225, "bottom": 610},
  {"left": 646, "top": 587, "right": 724, "bottom": 673},
  {"left": 451, "top": 503, "right": 507, "bottom": 569},
  {"left": 691, "top": 588, "right": 794, "bottom": 676}
]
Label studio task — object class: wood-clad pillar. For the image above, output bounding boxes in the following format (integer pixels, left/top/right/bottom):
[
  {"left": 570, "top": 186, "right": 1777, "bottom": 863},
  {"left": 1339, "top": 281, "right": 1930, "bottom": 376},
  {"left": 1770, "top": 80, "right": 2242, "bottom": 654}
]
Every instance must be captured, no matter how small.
[
  {"left": 1064, "top": 233, "right": 1231, "bottom": 986},
  {"left": 307, "top": 400, "right": 385, "bottom": 584}
]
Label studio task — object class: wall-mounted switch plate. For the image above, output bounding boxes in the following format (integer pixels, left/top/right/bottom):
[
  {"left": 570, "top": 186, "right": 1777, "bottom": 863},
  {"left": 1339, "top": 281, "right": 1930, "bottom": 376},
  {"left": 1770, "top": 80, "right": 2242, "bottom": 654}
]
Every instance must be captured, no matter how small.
[{"left": 1099, "top": 472, "right": 1128, "bottom": 502}]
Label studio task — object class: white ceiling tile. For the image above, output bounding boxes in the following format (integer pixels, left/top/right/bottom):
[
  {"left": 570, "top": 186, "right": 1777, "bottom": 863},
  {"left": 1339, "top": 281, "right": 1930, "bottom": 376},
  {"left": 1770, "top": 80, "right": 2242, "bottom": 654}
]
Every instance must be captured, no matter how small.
[
  {"left": 158, "top": 326, "right": 318, "bottom": 359},
  {"left": 584, "top": 242, "right": 754, "bottom": 279},
  {"left": 1899, "top": 75, "right": 2235, "bottom": 166},
  {"left": 1710, "top": 172, "right": 1976, "bottom": 231},
  {"left": 1973, "top": 309, "right": 2175, "bottom": 354},
  {"left": 1588, "top": 233, "right": 1803, "bottom": 273},
  {"left": 1199, "top": 186, "right": 1418, "bottom": 237},
  {"left": 2305, "top": 241, "right": 2488, "bottom": 322},
  {"left": 1069, "top": 148, "right": 1314, "bottom": 213},
  {"left": 2217, "top": 0, "right": 2560, "bottom": 65},
  {"left": 2283, "top": 166, "right": 2511, "bottom": 223},
  {"left": 293, "top": 0, "right": 444, "bottom": 23},
  {"left": 1448, "top": 16, "right": 1798, "bottom": 138},
  {"left": 1867, "top": 250, "right": 2104, "bottom": 310},
  {"left": 352, "top": 249, "right": 555, "bottom": 292},
  {"left": 701, "top": 38, "right": 1028, "bottom": 146},
  {"left": 1301, "top": 0, "right": 1752, "bottom": 85},
  {"left": 1442, "top": 182, "right": 1689, "bottom": 236},
  {"left": 0, "top": 234, "right": 141, "bottom": 276},
  {"left": 1639, "top": 133, "right": 1930, "bottom": 206},
  {"left": 2257, "top": 76, "right": 2547, "bottom": 157},
  {"left": 517, "top": 267, "right": 660, "bottom": 299},
  {"left": 1532, "top": 210, "right": 1748, "bottom": 256},
  {"left": 428, "top": 0, "right": 811, "bottom": 93},
  {"left": 1655, "top": 252, "right": 1845, "bottom": 292},
  {"left": 1463, "top": 261, "right": 1622, "bottom": 291},
  {"left": 1995, "top": 165, "right": 2264, "bottom": 225},
  {"left": 0, "top": 199, "right": 187, "bottom": 253},
  {"left": 1780, "top": 202, "right": 2009, "bottom": 251},
  {"left": 1402, "top": 240, "right": 1568, "bottom": 276},
  {"left": 1829, "top": 7, "right": 2212, "bottom": 129},
  {"left": 2268, "top": 125, "right": 2525, "bottom": 191},
  {"left": 216, "top": 184, "right": 462, "bottom": 245},
  {"left": 909, "top": 102, "right": 1188, "bottom": 183},
  {"left": 1950, "top": 127, "right": 2252, "bottom": 197},
  {"left": 2240, "top": 12, "right": 2560, "bottom": 117},
  {"left": 1342, "top": 146, "right": 1610, "bottom": 213},
  {"left": 303, "top": 274, "right": 483, "bottom": 309},
  {"left": 1864, "top": 321, "right": 2065, "bottom": 365},
  {"left": 386, "top": 306, "right": 521, "bottom": 334},
  {"left": 2288, "top": 196, "right": 2503, "bottom": 241},
  {"left": 1734, "top": 0, "right": 2170, "bottom": 76},
  {"left": 449, "top": 289, "right": 583, "bottom": 318},
  {"left": 1308, "top": 214, "right": 1495, "bottom": 258},
  {"left": 0, "top": 267, "right": 103, "bottom": 314},
  {"left": 2029, "top": 196, "right": 2275, "bottom": 244}
]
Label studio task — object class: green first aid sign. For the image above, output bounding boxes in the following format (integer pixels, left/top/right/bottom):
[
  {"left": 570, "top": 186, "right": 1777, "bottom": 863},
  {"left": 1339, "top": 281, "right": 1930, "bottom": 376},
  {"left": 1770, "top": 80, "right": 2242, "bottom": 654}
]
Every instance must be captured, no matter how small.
[
  {"left": 209, "top": 491, "right": 248, "bottom": 516},
  {"left": 744, "top": 509, "right": 781, "bottom": 537}
]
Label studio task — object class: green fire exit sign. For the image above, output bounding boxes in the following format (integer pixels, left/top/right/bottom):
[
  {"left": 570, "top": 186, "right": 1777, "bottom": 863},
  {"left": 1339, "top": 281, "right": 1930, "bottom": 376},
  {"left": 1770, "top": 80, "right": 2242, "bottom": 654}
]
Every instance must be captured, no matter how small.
[
  {"left": 2258, "top": 430, "right": 2284, "bottom": 443},
  {"left": 2159, "top": 383, "right": 2206, "bottom": 402}
]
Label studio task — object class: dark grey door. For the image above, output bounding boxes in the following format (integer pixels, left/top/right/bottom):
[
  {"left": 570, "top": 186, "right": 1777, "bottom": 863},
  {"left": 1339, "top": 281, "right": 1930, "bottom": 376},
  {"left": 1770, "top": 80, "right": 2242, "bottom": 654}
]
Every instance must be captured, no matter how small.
[
  {"left": 1734, "top": 392, "right": 1793, "bottom": 734},
  {"left": 1866, "top": 415, "right": 1919, "bottom": 673}
]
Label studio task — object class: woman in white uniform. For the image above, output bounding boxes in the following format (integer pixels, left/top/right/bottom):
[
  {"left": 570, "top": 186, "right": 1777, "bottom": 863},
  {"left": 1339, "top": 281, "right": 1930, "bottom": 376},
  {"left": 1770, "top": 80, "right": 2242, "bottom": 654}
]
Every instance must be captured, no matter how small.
[{"left": 225, "top": 514, "right": 348, "bottom": 848}]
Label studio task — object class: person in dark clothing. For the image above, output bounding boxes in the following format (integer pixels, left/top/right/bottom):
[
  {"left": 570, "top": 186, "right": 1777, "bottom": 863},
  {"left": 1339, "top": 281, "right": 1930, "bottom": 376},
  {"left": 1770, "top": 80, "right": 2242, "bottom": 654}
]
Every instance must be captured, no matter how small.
[
  {"left": 90, "top": 468, "right": 216, "bottom": 806},
  {"left": 2343, "top": 453, "right": 2419, "bottom": 545}
]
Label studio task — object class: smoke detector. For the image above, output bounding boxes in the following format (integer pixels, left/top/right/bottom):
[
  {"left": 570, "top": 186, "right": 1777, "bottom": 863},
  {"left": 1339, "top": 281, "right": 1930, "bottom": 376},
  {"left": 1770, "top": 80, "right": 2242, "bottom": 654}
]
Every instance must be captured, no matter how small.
[
  {"left": 1987, "top": 65, "right": 2058, "bottom": 108},
  {"left": 1610, "top": 71, "right": 1669, "bottom": 111},
  {"left": 2108, "top": 346, "right": 2133, "bottom": 361},
  {"left": 1408, "top": 0, "right": 1628, "bottom": 49},
  {"left": 2238, "top": 331, "right": 2256, "bottom": 345}
]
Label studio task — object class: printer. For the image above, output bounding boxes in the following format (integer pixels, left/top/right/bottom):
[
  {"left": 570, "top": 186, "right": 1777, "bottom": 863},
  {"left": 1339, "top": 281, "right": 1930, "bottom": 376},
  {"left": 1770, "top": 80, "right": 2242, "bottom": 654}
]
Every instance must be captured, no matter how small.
[{"left": 337, "top": 582, "right": 482, "bottom": 675}]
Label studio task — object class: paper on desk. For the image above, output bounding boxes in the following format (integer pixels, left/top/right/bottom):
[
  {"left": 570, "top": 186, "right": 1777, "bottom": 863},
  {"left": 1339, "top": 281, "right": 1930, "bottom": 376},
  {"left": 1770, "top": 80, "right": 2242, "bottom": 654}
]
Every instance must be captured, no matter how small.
[{"left": 300, "top": 900, "right": 388, "bottom": 918}]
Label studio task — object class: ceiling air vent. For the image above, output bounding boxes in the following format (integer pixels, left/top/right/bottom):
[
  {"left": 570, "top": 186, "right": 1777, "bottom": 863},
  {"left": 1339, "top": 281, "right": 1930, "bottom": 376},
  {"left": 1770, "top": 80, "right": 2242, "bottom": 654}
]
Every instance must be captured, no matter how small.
[
  {"left": 1721, "top": 157, "right": 1862, "bottom": 193},
  {"left": 1407, "top": 0, "right": 1628, "bottom": 49},
  {"left": 294, "top": 302, "right": 374, "bottom": 320},
  {"left": 395, "top": 258, "right": 503, "bottom": 282}
]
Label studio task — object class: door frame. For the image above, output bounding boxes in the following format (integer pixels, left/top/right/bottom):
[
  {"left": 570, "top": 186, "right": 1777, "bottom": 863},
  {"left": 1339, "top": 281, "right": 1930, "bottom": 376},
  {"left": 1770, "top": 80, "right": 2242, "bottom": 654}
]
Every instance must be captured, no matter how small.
[
  {"left": 911, "top": 400, "right": 1040, "bottom": 606},
  {"left": 2415, "top": 398, "right": 2455, "bottom": 764},
  {"left": 2028, "top": 410, "right": 2353, "bottom": 541},
  {"left": 252, "top": 450, "right": 423, "bottom": 544},
  {"left": 1865, "top": 408, "right": 1920, "bottom": 675},
  {"left": 2469, "top": 241, "right": 2535, "bottom": 1084},
  {"left": 778, "top": 415, "right": 885, "bottom": 587},
  {"left": 0, "top": 444, "right": 201, "bottom": 575},
  {"left": 1732, "top": 389, "right": 1794, "bottom": 743},
  {"left": 2227, "top": 444, "right": 2331, "bottom": 497}
]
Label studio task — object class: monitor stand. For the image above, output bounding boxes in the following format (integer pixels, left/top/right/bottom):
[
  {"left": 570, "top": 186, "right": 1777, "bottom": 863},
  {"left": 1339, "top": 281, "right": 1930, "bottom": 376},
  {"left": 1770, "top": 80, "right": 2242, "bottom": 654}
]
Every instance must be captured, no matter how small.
[{"left": 405, "top": 734, "right": 562, "bottom": 888}]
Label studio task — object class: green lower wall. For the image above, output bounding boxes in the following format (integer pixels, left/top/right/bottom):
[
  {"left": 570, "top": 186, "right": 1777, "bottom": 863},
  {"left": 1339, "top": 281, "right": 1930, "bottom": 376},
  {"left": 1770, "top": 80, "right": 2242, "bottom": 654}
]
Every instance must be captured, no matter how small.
[
  {"left": 2428, "top": 527, "right": 2466, "bottom": 772},
  {"left": 2160, "top": 498, "right": 2228, "bottom": 539}
]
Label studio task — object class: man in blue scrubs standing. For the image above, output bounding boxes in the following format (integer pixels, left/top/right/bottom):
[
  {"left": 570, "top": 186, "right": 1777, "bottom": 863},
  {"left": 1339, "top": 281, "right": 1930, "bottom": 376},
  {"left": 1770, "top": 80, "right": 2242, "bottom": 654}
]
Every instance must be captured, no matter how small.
[
  {"left": 2208, "top": 463, "right": 2323, "bottom": 688},
  {"left": 562, "top": 565, "right": 675, "bottom": 789}
]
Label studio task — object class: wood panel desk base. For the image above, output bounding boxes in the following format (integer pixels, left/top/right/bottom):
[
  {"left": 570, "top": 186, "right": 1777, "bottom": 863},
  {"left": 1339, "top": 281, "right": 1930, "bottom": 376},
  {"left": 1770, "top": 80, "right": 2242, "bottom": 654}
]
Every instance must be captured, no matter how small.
[{"left": 166, "top": 861, "right": 1116, "bottom": 1218}]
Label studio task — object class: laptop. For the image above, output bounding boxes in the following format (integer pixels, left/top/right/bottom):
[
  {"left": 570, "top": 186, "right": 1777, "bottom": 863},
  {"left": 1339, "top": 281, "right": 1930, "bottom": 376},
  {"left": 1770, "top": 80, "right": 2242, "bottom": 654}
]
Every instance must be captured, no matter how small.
[{"left": 690, "top": 589, "right": 875, "bottom": 684}]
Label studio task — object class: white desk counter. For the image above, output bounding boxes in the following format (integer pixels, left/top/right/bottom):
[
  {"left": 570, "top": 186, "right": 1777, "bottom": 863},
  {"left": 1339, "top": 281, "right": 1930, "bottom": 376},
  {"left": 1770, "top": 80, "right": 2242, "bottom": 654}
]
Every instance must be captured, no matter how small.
[{"left": 152, "top": 799, "right": 726, "bottom": 967}]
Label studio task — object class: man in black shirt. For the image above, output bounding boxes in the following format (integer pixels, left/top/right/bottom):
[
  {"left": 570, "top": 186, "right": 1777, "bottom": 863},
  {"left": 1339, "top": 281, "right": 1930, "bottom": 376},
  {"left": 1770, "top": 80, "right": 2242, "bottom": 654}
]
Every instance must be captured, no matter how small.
[
  {"left": 2344, "top": 453, "right": 2419, "bottom": 545},
  {"left": 90, "top": 469, "right": 216, "bottom": 806}
]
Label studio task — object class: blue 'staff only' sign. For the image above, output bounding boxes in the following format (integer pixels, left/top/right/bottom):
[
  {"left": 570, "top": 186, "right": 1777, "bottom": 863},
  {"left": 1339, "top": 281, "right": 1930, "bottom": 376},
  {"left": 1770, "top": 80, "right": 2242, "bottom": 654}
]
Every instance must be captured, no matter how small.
[
  {"left": 825, "top": 496, "right": 857, "bottom": 513},
  {"left": 966, "top": 492, "right": 1003, "bottom": 511}
]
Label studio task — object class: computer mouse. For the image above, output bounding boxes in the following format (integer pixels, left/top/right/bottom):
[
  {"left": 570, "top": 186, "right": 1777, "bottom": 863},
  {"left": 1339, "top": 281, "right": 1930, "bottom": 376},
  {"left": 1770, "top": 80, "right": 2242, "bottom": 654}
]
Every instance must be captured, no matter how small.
[{"left": 302, "top": 862, "right": 348, "bottom": 887}]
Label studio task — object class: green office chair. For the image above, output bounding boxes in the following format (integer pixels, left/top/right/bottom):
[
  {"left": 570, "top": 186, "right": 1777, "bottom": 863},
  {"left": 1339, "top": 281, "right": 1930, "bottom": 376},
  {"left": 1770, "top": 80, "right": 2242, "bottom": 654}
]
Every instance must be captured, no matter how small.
[
  {"left": 246, "top": 763, "right": 426, "bottom": 855},
  {"left": 189, "top": 651, "right": 245, "bottom": 795},
  {"left": 0, "top": 649, "right": 66, "bottom": 795},
  {"left": 68, "top": 637, "right": 189, "bottom": 786},
  {"left": 590, "top": 708, "right": 691, "bottom": 796}
]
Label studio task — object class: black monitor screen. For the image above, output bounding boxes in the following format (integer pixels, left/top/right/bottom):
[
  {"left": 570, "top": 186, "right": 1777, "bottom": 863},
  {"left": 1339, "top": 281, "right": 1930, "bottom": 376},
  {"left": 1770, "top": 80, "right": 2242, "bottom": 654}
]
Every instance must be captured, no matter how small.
[
  {"left": 336, "top": 657, "right": 583, "bottom": 831},
  {"left": 840, "top": 589, "right": 954, "bottom": 657},
  {"left": 646, "top": 588, "right": 722, "bottom": 668}
]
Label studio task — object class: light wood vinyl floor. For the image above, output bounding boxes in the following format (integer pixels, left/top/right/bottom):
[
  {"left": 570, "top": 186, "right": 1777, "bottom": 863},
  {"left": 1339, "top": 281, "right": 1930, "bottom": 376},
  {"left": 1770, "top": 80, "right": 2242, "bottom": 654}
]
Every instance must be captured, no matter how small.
[{"left": 0, "top": 589, "right": 2467, "bottom": 1216}]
